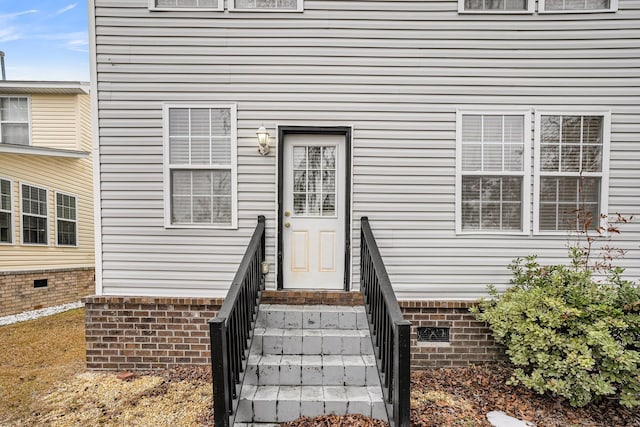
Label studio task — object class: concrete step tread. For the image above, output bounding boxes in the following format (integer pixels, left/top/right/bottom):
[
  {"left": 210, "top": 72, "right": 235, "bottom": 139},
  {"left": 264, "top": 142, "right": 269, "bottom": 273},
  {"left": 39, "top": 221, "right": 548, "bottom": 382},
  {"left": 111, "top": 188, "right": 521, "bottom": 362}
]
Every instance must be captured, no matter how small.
[
  {"left": 241, "top": 385, "right": 385, "bottom": 402},
  {"left": 254, "top": 328, "right": 370, "bottom": 337},
  {"left": 256, "top": 304, "right": 369, "bottom": 330},
  {"left": 235, "top": 385, "right": 387, "bottom": 422},
  {"left": 249, "top": 354, "right": 377, "bottom": 366},
  {"left": 244, "top": 354, "right": 380, "bottom": 386}
]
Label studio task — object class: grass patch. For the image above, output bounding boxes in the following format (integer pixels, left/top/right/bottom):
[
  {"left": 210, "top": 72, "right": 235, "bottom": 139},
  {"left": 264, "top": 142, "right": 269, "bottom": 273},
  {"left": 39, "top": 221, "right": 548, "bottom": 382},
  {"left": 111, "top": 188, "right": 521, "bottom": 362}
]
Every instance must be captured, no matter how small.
[{"left": 0, "top": 308, "right": 86, "bottom": 424}]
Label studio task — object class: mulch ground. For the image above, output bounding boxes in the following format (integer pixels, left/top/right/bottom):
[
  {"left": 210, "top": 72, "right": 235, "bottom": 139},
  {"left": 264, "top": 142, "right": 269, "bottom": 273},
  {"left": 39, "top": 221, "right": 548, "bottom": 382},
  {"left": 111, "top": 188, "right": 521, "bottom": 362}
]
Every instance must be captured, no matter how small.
[{"left": 283, "top": 364, "right": 640, "bottom": 427}]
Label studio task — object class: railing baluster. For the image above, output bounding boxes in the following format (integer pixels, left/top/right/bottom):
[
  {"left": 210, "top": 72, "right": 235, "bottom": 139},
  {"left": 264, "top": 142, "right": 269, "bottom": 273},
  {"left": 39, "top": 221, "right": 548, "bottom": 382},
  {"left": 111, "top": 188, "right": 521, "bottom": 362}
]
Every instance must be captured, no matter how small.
[
  {"left": 210, "top": 216, "right": 266, "bottom": 427},
  {"left": 360, "top": 216, "right": 411, "bottom": 427}
]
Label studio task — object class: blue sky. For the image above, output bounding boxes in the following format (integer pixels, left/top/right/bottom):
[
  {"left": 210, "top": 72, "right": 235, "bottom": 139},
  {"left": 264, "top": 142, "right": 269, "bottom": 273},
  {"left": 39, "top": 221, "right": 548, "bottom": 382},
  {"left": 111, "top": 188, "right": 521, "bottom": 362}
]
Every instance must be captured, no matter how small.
[{"left": 0, "top": 1, "right": 89, "bottom": 82}]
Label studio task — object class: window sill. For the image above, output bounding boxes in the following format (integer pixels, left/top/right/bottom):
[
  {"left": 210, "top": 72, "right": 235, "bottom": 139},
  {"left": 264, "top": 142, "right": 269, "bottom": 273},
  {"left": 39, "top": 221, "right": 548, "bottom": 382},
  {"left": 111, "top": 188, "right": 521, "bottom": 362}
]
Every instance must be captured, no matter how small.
[
  {"left": 165, "top": 224, "right": 238, "bottom": 230},
  {"left": 458, "top": 9, "right": 534, "bottom": 14},
  {"left": 538, "top": 8, "right": 617, "bottom": 13}
]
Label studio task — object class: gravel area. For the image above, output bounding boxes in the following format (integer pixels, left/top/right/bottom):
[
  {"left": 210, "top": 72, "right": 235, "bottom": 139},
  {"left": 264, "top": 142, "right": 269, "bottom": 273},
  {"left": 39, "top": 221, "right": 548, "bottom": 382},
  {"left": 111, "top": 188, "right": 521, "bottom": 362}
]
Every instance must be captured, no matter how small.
[{"left": 0, "top": 301, "right": 84, "bottom": 326}]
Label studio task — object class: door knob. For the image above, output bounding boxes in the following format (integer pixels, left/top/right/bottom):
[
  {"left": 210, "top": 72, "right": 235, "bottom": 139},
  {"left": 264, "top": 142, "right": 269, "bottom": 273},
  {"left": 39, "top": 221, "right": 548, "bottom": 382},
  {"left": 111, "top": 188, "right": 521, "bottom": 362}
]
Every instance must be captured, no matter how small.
[{"left": 284, "top": 221, "right": 291, "bottom": 228}]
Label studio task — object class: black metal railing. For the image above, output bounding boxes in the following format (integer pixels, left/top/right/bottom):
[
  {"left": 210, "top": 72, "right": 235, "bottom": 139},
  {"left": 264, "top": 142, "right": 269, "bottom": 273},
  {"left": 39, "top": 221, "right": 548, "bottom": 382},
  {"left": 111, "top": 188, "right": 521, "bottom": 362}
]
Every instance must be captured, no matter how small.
[
  {"left": 210, "top": 215, "right": 266, "bottom": 427},
  {"left": 360, "top": 216, "right": 411, "bottom": 427}
]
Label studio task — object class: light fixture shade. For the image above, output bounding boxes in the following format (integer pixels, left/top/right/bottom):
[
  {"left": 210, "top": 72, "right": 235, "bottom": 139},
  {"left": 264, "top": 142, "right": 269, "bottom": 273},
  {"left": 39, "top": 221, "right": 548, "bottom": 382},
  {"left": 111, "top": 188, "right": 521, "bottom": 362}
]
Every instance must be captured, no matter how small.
[{"left": 257, "top": 125, "right": 270, "bottom": 156}]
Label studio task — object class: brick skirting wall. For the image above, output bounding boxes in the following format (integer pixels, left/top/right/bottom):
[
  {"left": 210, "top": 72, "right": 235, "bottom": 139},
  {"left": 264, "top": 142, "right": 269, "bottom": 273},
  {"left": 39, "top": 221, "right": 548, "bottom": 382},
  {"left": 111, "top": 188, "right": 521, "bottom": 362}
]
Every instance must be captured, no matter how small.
[
  {"left": 399, "top": 300, "right": 504, "bottom": 368},
  {"left": 0, "top": 267, "right": 95, "bottom": 317},
  {"left": 85, "top": 295, "right": 502, "bottom": 371},
  {"left": 84, "top": 296, "right": 224, "bottom": 371}
]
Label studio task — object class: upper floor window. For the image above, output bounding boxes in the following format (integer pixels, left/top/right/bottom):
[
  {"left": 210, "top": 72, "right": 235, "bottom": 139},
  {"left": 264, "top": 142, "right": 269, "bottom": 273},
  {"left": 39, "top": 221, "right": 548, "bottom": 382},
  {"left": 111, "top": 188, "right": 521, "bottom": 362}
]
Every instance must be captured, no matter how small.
[
  {"left": 150, "top": 0, "right": 223, "bottom": 10},
  {"left": 0, "top": 97, "right": 30, "bottom": 146},
  {"left": 163, "top": 104, "right": 237, "bottom": 228},
  {"left": 230, "top": 0, "right": 303, "bottom": 11},
  {"left": 0, "top": 178, "right": 12, "bottom": 244},
  {"left": 539, "top": 0, "right": 617, "bottom": 12},
  {"left": 459, "top": 0, "right": 534, "bottom": 13},
  {"left": 534, "top": 112, "right": 610, "bottom": 233},
  {"left": 56, "top": 192, "right": 78, "bottom": 246},
  {"left": 21, "top": 183, "right": 48, "bottom": 245},
  {"left": 456, "top": 111, "right": 532, "bottom": 234}
]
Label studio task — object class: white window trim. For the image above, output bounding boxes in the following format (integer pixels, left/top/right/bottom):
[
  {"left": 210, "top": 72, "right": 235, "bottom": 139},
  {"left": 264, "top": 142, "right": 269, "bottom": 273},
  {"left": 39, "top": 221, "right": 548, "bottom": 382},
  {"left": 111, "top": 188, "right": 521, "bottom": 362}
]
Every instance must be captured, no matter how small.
[
  {"left": 0, "top": 177, "right": 14, "bottom": 245},
  {"left": 458, "top": 0, "right": 534, "bottom": 14},
  {"left": 162, "top": 103, "right": 238, "bottom": 229},
  {"left": 229, "top": 0, "right": 304, "bottom": 12},
  {"left": 539, "top": 0, "right": 617, "bottom": 13},
  {"left": 20, "top": 182, "right": 49, "bottom": 246},
  {"left": 148, "top": 0, "right": 223, "bottom": 11},
  {"left": 455, "top": 109, "right": 532, "bottom": 235},
  {"left": 533, "top": 109, "right": 611, "bottom": 235},
  {"left": 0, "top": 95, "right": 32, "bottom": 146},
  {"left": 54, "top": 191, "right": 79, "bottom": 247}
]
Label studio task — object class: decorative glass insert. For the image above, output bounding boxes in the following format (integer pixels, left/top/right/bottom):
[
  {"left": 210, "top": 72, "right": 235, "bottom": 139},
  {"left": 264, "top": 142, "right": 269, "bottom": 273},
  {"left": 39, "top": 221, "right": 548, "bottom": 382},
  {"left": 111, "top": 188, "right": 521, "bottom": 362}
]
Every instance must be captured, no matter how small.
[
  {"left": 538, "top": 114, "right": 605, "bottom": 232},
  {"left": 292, "top": 145, "right": 336, "bottom": 217},
  {"left": 464, "top": 0, "right": 528, "bottom": 11},
  {"left": 22, "top": 184, "right": 47, "bottom": 245},
  {"left": 56, "top": 193, "right": 77, "bottom": 246},
  {"left": 0, "top": 178, "right": 11, "bottom": 243},
  {"left": 545, "top": 0, "right": 610, "bottom": 10},
  {"left": 166, "top": 106, "right": 235, "bottom": 227},
  {"left": 0, "top": 97, "right": 29, "bottom": 145},
  {"left": 459, "top": 113, "right": 526, "bottom": 232},
  {"left": 233, "top": 0, "right": 299, "bottom": 9}
]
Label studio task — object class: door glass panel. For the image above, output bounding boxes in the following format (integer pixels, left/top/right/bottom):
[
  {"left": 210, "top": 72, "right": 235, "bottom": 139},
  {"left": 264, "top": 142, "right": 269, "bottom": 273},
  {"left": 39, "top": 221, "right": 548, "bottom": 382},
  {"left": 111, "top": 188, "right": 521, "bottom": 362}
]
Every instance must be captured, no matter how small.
[{"left": 291, "top": 144, "right": 338, "bottom": 217}]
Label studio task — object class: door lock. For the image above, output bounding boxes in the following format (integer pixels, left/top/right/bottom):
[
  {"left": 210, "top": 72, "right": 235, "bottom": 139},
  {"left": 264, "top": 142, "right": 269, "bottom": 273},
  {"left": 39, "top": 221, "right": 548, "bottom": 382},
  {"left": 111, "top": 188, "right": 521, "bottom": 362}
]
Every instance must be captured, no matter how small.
[{"left": 284, "top": 210, "right": 291, "bottom": 217}]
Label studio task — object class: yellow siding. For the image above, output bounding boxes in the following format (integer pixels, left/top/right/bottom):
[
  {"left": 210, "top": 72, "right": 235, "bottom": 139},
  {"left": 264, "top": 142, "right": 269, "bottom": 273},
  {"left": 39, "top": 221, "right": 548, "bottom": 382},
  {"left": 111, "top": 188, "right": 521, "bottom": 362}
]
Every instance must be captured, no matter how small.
[
  {"left": 30, "top": 94, "right": 81, "bottom": 151},
  {"left": 78, "top": 93, "right": 92, "bottom": 153},
  {"left": 0, "top": 153, "right": 94, "bottom": 270}
]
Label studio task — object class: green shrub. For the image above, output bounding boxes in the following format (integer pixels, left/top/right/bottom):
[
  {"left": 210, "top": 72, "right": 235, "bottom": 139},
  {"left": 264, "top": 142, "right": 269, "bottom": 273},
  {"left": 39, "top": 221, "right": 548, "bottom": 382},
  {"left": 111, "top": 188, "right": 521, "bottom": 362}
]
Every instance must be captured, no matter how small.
[{"left": 472, "top": 248, "right": 640, "bottom": 408}]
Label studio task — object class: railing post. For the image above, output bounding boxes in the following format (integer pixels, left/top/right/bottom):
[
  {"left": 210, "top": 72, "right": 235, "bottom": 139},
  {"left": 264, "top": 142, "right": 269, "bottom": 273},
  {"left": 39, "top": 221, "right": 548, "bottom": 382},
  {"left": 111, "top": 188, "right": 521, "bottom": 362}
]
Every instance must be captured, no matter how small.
[
  {"left": 210, "top": 317, "right": 230, "bottom": 427},
  {"left": 394, "top": 321, "right": 411, "bottom": 427}
]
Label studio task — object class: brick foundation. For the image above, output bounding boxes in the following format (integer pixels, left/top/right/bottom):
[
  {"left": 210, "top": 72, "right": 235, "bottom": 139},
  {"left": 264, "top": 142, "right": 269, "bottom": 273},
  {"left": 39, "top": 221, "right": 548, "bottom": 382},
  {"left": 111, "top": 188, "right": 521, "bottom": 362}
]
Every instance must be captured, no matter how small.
[
  {"left": 0, "top": 267, "right": 95, "bottom": 317},
  {"left": 399, "top": 300, "right": 504, "bottom": 368},
  {"left": 85, "top": 294, "right": 502, "bottom": 371},
  {"left": 84, "top": 296, "right": 223, "bottom": 371}
]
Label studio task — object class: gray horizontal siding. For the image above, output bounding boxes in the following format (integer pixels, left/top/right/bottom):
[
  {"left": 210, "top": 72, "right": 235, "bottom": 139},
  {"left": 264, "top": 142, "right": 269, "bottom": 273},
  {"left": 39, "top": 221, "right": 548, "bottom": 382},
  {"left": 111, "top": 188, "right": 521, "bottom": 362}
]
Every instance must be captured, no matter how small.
[{"left": 94, "top": 0, "right": 640, "bottom": 299}]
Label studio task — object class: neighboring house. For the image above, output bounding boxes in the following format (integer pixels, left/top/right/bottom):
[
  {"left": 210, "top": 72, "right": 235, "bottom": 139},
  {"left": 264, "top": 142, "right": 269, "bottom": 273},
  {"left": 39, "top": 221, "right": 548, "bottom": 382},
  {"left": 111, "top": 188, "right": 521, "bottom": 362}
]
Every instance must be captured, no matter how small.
[
  {"left": 87, "top": 0, "right": 640, "bottom": 370},
  {"left": 0, "top": 81, "right": 94, "bottom": 317}
]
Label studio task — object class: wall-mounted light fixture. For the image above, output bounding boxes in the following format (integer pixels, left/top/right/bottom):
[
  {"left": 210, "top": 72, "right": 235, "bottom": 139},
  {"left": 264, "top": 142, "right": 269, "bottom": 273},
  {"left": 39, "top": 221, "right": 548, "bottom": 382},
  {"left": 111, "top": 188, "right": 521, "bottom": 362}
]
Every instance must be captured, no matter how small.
[{"left": 257, "top": 125, "right": 270, "bottom": 156}]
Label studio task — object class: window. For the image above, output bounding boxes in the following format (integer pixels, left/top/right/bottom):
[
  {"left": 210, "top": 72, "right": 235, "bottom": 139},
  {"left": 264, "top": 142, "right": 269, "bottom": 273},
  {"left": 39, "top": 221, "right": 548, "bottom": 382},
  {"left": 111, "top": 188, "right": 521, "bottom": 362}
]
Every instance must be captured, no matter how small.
[
  {"left": 0, "top": 97, "right": 30, "bottom": 145},
  {"left": 534, "top": 112, "right": 610, "bottom": 233},
  {"left": 459, "top": 0, "right": 534, "bottom": 13},
  {"left": 0, "top": 178, "right": 12, "bottom": 244},
  {"left": 456, "top": 111, "right": 531, "bottom": 234},
  {"left": 230, "top": 0, "right": 303, "bottom": 11},
  {"left": 149, "top": 0, "right": 223, "bottom": 10},
  {"left": 163, "top": 104, "right": 237, "bottom": 228},
  {"left": 539, "top": 0, "right": 617, "bottom": 12},
  {"left": 21, "top": 184, "right": 48, "bottom": 245},
  {"left": 56, "top": 192, "right": 77, "bottom": 246}
]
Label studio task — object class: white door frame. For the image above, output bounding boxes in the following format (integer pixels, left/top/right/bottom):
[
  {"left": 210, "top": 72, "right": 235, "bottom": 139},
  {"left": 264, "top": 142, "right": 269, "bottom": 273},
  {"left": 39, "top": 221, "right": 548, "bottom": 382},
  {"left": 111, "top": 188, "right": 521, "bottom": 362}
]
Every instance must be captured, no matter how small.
[{"left": 277, "top": 126, "right": 352, "bottom": 291}]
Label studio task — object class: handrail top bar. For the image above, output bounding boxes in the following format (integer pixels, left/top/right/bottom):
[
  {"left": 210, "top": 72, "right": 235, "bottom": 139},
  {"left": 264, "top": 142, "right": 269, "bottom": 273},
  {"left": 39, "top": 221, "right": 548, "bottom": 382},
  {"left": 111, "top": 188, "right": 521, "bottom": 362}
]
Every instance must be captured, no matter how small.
[
  {"left": 360, "top": 216, "right": 408, "bottom": 327},
  {"left": 213, "top": 215, "right": 266, "bottom": 322}
]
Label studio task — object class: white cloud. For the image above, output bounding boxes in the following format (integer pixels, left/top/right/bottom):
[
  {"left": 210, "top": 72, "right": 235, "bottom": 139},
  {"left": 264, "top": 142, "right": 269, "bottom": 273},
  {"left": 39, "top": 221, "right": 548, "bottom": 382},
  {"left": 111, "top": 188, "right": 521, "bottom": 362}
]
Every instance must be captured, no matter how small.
[
  {"left": 0, "top": 27, "right": 23, "bottom": 43},
  {"left": 54, "top": 3, "right": 78, "bottom": 16},
  {"left": 0, "top": 10, "right": 39, "bottom": 20}
]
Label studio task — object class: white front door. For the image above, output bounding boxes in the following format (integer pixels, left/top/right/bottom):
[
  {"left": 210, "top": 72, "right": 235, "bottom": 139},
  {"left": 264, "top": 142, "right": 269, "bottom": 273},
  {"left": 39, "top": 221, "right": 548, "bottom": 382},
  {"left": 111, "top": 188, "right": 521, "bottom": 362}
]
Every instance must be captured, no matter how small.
[{"left": 282, "top": 134, "right": 346, "bottom": 289}]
